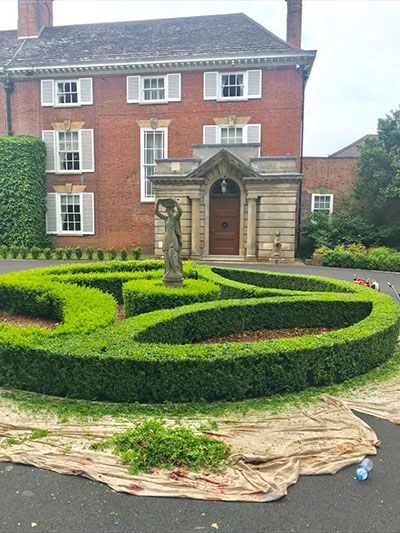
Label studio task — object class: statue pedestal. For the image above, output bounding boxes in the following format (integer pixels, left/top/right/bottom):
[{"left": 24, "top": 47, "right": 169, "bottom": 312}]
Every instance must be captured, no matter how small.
[
  {"left": 162, "top": 277, "right": 183, "bottom": 289},
  {"left": 269, "top": 256, "right": 285, "bottom": 265}
]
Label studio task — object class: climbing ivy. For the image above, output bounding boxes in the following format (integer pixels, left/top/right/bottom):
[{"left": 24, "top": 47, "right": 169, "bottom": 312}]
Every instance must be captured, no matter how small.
[{"left": 0, "top": 135, "right": 50, "bottom": 247}]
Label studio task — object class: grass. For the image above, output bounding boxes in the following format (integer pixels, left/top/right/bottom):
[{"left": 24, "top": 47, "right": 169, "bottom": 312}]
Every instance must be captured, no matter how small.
[{"left": 1, "top": 347, "right": 399, "bottom": 423}]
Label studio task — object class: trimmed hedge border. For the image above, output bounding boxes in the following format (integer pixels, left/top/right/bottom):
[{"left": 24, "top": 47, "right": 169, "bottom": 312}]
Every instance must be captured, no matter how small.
[
  {"left": 0, "top": 261, "right": 399, "bottom": 402},
  {"left": 123, "top": 278, "right": 220, "bottom": 316}
]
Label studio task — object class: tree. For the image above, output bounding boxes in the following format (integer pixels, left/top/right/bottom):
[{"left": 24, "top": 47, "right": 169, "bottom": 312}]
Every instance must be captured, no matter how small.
[
  {"left": 300, "top": 209, "right": 376, "bottom": 249},
  {"left": 355, "top": 108, "right": 400, "bottom": 247}
]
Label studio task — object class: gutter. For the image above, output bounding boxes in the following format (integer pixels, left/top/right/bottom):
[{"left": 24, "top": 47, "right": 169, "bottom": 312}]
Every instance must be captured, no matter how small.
[{"left": 297, "top": 66, "right": 310, "bottom": 248}]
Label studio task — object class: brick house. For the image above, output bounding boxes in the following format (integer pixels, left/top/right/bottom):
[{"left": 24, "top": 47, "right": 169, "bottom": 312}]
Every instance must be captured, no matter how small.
[
  {"left": 0, "top": 0, "right": 316, "bottom": 261},
  {"left": 302, "top": 135, "right": 376, "bottom": 218}
]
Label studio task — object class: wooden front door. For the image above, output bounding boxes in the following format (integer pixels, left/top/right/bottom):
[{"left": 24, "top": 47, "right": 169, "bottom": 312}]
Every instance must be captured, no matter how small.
[{"left": 209, "top": 179, "right": 240, "bottom": 255}]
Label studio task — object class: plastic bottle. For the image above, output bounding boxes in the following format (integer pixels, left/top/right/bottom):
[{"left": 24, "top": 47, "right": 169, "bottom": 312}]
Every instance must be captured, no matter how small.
[{"left": 356, "top": 458, "right": 374, "bottom": 481}]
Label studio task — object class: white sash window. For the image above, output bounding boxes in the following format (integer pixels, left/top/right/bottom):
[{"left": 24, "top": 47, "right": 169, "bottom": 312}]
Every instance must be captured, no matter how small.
[{"left": 140, "top": 128, "right": 168, "bottom": 201}]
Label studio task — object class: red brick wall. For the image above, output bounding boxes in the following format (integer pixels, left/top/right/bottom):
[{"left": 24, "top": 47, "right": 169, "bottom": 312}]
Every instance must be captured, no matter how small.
[
  {"left": 302, "top": 157, "right": 357, "bottom": 215},
  {"left": 1, "top": 66, "right": 303, "bottom": 252}
]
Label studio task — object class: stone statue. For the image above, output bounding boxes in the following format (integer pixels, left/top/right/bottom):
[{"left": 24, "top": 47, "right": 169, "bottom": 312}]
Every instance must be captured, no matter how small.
[
  {"left": 273, "top": 230, "right": 282, "bottom": 259},
  {"left": 155, "top": 198, "right": 183, "bottom": 288}
]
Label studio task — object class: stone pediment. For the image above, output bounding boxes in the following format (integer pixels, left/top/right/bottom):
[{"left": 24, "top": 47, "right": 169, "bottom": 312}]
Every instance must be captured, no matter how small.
[{"left": 187, "top": 149, "right": 260, "bottom": 181}]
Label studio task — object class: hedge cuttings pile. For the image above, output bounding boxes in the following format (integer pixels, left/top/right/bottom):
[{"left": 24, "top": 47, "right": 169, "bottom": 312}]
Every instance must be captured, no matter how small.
[{"left": 0, "top": 260, "right": 399, "bottom": 403}]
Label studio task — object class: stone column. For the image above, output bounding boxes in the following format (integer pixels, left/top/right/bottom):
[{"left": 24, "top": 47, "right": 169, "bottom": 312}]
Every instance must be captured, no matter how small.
[
  {"left": 246, "top": 197, "right": 257, "bottom": 261},
  {"left": 190, "top": 197, "right": 201, "bottom": 258}
]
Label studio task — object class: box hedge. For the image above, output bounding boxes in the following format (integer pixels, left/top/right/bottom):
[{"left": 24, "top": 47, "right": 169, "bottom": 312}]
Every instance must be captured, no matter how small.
[{"left": 0, "top": 261, "right": 398, "bottom": 403}]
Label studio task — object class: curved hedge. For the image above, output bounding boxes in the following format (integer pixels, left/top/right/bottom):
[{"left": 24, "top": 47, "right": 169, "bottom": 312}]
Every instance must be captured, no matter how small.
[
  {"left": 123, "top": 278, "right": 220, "bottom": 316},
  {"left": 0, "top": 261, "right": 399, "bottom": 402}
]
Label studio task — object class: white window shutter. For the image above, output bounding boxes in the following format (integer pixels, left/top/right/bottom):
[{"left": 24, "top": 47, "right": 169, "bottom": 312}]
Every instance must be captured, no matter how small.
[
  {"left": 46, "top": 193, "right": 57, "bottom": 234},
  {"left": 203, "top": 125, "right": 218, "bottom": 144},
  {"left": 79, "top": 78, "right": 93, "bottom": 105},
  {"left": 80, "top": 129, "right": 94, "bottom": 172},
  {"left": 203, "top": 72, "right": 218, "bottom": 100},
  {"left": 246, "top": 124, "right": 261, "bottom": 144},
  {"left": 247, "top": 70, "right": 262, "bottom": 98},
  {"left": 41, "top": 80, "right": 54, "bottom": 106},
  {"left": 127, "top": 76, "right": 140, "bottom": 103},
  {"left": 42, "top": 130, "right": 56, "bottom": 172},
  {"left": 167, "top": 73, "right": 181, "bottom": 101},
  {"left": 82, "top": 192, "right": 95, "bottom": 234}
]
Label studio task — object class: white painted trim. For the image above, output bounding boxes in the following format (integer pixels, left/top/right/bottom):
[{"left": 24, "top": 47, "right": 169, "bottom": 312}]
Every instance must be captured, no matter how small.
[
  {"left": 218, "top": 70, "right": 248, "bottom": 99},
  {"left": 8, "top": 52, "right": 315, "bottom": 73},
  {"left": 55, "top": 129, "right": 82, "bottom": 174},
  {"left": 53, "top": 78, "right": 82, "bottom": 107},
  {"left": 311, "top": 193, "right": 334, "bottom": 214},
  {"left": 140, "top": 127, "right": 168, "bottom": 202}
]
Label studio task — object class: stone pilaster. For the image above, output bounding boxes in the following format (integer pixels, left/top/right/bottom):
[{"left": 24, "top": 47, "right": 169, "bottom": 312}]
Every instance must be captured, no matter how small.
[
  {"left": 190, "top": 197, "right": 201, "bottom": 258},
  {"left": 246, "top": 196, "right": 257, "bottom": 260}
]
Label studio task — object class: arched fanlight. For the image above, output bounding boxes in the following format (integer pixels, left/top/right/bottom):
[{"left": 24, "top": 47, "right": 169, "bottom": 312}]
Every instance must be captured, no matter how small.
[{"left": 221, "top": 179, "right": 228, "bottom": 194}]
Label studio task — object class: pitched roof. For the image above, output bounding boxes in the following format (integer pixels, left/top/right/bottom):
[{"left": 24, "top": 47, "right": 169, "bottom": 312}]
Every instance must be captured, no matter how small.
[
  {"left": 0, "top": 13, "right": 315, "bottom": 71},
  {"left": 328, "top": 134, "right": 377, "bottom": 158}
]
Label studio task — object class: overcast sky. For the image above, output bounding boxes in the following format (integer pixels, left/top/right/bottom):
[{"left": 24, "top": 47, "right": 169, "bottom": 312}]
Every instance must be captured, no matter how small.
[{"left": 1, "top": 0, "right": 399, "bottom": 156}]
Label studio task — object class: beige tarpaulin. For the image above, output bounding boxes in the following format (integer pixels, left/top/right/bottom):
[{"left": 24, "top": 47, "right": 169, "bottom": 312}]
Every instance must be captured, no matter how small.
[
  {"left": 0, "top": 394, "right": 379, "bottom": 502},
  {"left": 336, "top": 376, "right": 400, "bottom": 425}
]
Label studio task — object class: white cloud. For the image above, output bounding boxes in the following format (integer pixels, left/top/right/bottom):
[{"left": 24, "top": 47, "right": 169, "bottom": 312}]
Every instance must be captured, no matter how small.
[{"left": 1, "top": 0, "right": 399, "bottom": 155}]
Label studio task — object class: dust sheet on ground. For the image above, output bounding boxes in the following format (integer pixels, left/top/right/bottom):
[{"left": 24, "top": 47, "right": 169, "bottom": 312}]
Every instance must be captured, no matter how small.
[
  {"left": 0, "top": 395, "right": 378, "bottom": 502},
  {"left": 334, "top": 375, "right": 400, "bottom": 425}
]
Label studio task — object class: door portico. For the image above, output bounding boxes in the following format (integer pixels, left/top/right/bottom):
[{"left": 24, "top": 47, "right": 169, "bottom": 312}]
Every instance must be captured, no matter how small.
[{"left": 150, "top": 146, "right": 301, "bottom": 262}]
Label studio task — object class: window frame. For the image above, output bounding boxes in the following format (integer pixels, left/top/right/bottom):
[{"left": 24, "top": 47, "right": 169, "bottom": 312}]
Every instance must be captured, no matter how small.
[
  {"left": 311, "top": 193, "right": 334, "bottom": 214},
  {"left": 219, "top": 125, "right": 244, "bottom": 144},
  {"left": 54, "top": 79, "right": 80, "bottom": 107},
  {"left": 140, "top": 127, "right": 168, "bottom": 202},
  {"left": 141, "top": 75, "right": 167, "bottom": 103},
  {"left": 218, "top": 71, "right": 247, "bottom": 100},
  {"left": 56, "top": 130, "right": 82, "bottom": 174},
  {"left": 57, "top": 193, "right": 83, "bottom": 235}
]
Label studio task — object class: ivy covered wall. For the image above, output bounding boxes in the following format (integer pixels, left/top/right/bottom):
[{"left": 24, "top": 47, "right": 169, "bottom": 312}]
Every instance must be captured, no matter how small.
[{"left": 0, "top": 135, "right": 50, "bottom": 247}]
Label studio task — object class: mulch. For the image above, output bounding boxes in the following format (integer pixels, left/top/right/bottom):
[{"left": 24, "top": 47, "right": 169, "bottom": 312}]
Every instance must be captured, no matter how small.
[
  {"left": 0, "top": 311, "right": 58, "bottom": 330},
  {"left": 198, "top": 327, "right": 339, "bottom": 344}
]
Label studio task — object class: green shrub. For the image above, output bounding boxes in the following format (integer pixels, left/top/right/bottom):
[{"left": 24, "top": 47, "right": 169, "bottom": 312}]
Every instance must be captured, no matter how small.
[
  {"left": 0, "top": 245, "right": 8, "bottom": 259},
  {"left": 43, "top": 248, "right": 53, "bottom": 260},
  {"left": 10, "top": 245, "right": 19, "bottom": 259},
  {"left": 31, "top": 246, "right": 41, "bottom": 260},
  {"left": 120, "top": 247, "right": 128, "bottom": 261},
  {"left": 0, "top": 263, "right": 398, "bottom": 403},
  {"left": 123, "top": 278, "right": 220, "bottom": 316},
  {"left": 20, "top": 246, "right": 29, "bottom": 259},
  {"left": 132, "top": 246, "right": 142, "bottom": 260},
  {"left": 64, "top": 247, "right": 73, "bottom": 260},
  {"left": 97, "top": 248, "right": 105, "bottom": 260},
  {"left": 74, "top": 246, "right": 83, "bottom": 260},
  {"left": 55, "top": 248, "right": 64, "bottom": 260},
  {"left": 94, "top": 419, "right": 230, "bottom": 474},
  {"left": 85, "top": 247, "right": 94, "bottom": 260},
  {"left": 0, "top": 136, "right": 51, "bottom": 248},
  {"left": 322, "top": 246, "right": 400, "bottom": 272},
  {"left": 107, "top": 247, "right": 117, "bottom": 260}
]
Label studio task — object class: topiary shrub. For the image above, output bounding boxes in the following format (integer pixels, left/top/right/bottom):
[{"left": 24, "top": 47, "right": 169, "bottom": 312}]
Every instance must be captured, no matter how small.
[
  {"left": 43, "top": 247, "right": 53, "bottom": 260},
  {"left": 20, "top": 246, "right": 29, "bottom": 259},
  {"left": 85, "top": 247, "right": 94, "bottom": 260},
  {"left": 0, "top": 262, "right": 398, "bottom": 403},
  {"left": 132, "top": 246, "right": 142, "bottom": 260},
  {"left": 64, "top": 247, "right": 73, "bottom": 260},
  {"left": 108, "top": 247, "right": 117, "bottom": 260},
  {"left": 97, "top": 248, "right": 105, "bottom": 260},
  {"left": 0, "top": 136, "right": 51, "bottom": 248},
  {"left": 74, "top": 246, "right": 83, "bottom": 260},
  {"left": 123, "top": 278, "right": 221, "bottom": 316},
  {"left": 120, "top": 247, "right": 128, "bottom": 261},
  {"left": 10, "top": 246, "right": 19, "bottom": 259},
  {"left": 0, "top": 245, "right": 8, "bottom": 259},
  {"left": 55, "top": 248, "right": 64, "bottom": 260},
  {"left": 30, "top": 246, "right": 41, "bottom": 259}
]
